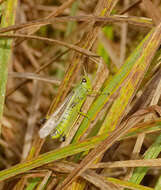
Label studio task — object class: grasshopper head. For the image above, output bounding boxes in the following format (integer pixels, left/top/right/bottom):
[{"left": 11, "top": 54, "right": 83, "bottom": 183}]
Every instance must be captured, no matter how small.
[{"left": 81, "top": 76, "right": 92, "bottom": 92}]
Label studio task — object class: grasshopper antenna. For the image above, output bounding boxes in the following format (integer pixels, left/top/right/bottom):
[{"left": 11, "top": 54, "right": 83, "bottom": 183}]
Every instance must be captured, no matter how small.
[{"left": 83, "top": 65, "right": 87, "bottom": 76}]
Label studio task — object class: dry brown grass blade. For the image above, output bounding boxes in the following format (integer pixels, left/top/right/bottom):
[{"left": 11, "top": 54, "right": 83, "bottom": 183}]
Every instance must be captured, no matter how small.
[
  {"left": 21, "top": 81, "right": 42, "bottom": 160},
  {"left": 93, "top": 158, "right": 161, "bottom": 168},
  {"left": 8, "top": 72, "right": 61, "bottom": 85},
  {"left": 0, "top": 15, "right": 152, "bottom": 35},
  {"left": 0, "top": 34, "right": 98, "bottom": 57},
  {"left": 46, "top": 158, "right": 161, "bottom": 171}
]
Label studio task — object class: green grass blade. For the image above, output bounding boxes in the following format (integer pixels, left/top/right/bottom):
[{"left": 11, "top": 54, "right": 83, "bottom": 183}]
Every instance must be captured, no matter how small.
[
  {"left": 25, "top": 178, "right": 41, "bottom": 190},
  {"left": 0, "top": 0, "right": 17, "bottom": 131},
  {"left": 107, "top": 177, "right": 154, "bottom": 190},
  {"left": 125, "top": 133, "right": 161, "bottom": 190}
]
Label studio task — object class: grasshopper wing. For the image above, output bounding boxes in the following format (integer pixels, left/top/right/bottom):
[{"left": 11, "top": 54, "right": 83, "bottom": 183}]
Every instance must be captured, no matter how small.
[{"left": 39, "top": 92, "right": 73, "bottom": 139}]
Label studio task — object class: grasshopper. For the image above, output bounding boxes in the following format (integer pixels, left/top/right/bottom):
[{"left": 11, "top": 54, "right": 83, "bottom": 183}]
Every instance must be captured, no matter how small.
[{"left": 39, "top": 76, "right": 92, "bottom": 141}]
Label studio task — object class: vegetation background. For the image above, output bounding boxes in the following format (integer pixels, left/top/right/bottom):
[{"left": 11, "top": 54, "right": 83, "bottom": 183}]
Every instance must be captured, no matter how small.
[{"left": 0, "top": 0, "right": 161, "bottom": 190}]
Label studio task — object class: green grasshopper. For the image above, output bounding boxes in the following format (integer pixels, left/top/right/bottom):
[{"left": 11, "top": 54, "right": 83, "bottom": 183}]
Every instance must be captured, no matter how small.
[{"left": 39, "top": 76, "right": 92, "bottom": 141}]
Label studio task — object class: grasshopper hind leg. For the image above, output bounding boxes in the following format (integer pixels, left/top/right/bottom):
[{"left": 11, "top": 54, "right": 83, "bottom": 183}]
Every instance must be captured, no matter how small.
[{"left": 51, "top": 128, "right": 61, "bottom": 139}]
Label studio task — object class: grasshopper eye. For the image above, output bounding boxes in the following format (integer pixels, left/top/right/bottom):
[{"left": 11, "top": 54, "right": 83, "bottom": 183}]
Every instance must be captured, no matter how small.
[{"left": 81, "top": 78, "right": 87, "bottom": 83}]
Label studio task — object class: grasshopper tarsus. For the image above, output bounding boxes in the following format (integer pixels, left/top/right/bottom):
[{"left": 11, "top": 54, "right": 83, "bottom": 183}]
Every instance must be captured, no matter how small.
[
  {"left": 60, "top": 135, "right": 66, "bottom": 142},
  {"left": 39, "top": 117, "right": 47, "bottom": 125}
]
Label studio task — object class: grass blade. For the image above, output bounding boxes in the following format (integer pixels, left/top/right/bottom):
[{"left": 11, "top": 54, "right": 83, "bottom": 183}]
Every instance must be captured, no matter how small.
[{"left": 0, "top": 0, "right": 17, "bottom": 131}]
